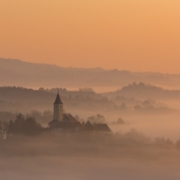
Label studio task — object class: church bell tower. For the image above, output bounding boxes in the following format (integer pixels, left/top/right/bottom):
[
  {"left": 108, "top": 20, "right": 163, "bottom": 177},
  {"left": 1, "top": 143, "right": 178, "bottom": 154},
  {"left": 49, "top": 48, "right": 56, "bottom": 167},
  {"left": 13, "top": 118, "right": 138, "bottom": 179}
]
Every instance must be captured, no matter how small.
[{"left": 53, "top": 92, "right": 63, "bottom": 121}]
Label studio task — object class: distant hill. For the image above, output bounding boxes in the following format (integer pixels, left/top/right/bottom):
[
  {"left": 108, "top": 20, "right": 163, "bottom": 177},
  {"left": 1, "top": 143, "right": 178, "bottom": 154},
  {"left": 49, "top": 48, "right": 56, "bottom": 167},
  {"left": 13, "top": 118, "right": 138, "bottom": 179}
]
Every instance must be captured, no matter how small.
[
  {"left": 1, "top": 58, "right": 180, "bottom": 89},
  {"left": 0, "top": 86, "right": 115, "bottom": 113},
  {"left": 0, "top": 85, "right": 177, "bottom": 116},
  {"left": 104, "top": 82, "right": 180, "bottom": 100}
]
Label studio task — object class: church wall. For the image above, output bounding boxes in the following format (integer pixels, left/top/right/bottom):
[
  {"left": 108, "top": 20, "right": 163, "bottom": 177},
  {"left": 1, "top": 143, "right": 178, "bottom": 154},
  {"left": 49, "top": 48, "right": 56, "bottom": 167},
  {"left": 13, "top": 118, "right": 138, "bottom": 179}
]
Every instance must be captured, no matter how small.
[{"left": 53, "top": 104, "right": 63, "bottom": 121}]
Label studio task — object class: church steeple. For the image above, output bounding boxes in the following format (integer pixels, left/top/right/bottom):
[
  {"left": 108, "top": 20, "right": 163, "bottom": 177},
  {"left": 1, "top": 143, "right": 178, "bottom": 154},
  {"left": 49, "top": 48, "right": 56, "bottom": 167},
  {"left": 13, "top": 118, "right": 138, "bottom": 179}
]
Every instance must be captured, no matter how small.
[
  {"left": 54, "top": 93, "right": 63, "bottom": 104},
  {"left": 53, "top": 92, "right": 63, "bottom": 121}
]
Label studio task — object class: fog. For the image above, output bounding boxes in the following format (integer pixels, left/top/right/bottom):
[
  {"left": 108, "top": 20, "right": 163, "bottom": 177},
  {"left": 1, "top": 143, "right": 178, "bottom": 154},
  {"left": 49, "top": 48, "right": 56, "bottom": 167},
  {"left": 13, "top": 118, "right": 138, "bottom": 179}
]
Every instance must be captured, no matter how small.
[
  {"left": 2, "top": 59, "right": 180, "bottom": 179},
  {"left": 109, "top": 114, "right": 180, "bottom": 141},
  {"left": 1, "top": 133, "right": 180, "bottom": 180},
  {"left": 1, "top": 156, "right": 180, "bottom": 180},
  {"left": 1, "top": 84, "right": 180, "bottom": 141}
]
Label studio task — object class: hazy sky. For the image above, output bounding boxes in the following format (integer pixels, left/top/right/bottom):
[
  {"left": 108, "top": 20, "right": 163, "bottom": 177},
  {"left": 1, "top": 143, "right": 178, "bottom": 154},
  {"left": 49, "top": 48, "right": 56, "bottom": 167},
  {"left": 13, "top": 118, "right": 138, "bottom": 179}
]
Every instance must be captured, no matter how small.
[{"left": 0, "top": 0, "right": 180, "bottom": 73}]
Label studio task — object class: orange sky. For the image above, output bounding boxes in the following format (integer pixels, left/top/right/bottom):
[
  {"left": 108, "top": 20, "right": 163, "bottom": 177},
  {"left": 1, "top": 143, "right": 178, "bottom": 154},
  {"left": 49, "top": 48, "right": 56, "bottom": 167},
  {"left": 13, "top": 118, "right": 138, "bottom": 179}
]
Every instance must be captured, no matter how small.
[{"left": 0, "top": 0, "right": 180, "bottom": 73}]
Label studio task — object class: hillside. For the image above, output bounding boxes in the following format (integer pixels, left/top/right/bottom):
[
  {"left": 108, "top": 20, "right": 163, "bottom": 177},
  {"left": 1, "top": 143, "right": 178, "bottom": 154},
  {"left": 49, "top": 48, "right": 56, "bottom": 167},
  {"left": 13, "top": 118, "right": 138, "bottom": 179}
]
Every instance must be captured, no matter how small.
[
  {"left": 1, "top": 58, "right": 180, "bottom": 89},
  {"left": 0, "top": 86, "right": 176, "bottom": 115},
  {"left": 0, "top": 86, "right": 115, "bottom": 113},
  {"left": 104, "top": 82, "right": 180, "bottom": 100}
]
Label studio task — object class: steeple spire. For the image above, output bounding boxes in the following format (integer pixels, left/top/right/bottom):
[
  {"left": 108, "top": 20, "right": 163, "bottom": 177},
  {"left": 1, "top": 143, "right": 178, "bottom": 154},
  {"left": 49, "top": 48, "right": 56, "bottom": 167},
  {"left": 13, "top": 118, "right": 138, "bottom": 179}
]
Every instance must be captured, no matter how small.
[{"left": 54, "top": 92, "right": 63, "bottom": 104}]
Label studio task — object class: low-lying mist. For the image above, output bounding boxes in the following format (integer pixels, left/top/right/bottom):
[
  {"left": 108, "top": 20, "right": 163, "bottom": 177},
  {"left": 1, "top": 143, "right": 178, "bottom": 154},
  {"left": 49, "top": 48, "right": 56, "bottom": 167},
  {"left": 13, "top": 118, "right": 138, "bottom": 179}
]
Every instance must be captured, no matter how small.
[
  {"left": 1, "top": 132, "right": 180, "bottom": 180},
  {"left": 1, "top": 83, "right": 180, "bottom": 179}
]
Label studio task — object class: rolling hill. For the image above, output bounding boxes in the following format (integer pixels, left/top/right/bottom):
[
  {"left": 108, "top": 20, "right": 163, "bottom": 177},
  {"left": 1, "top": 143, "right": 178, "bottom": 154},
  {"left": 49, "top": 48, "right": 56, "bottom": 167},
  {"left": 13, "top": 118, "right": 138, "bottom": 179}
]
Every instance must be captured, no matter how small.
[{"left": 1, "top": 58, "right": 180, "bottom": 89}]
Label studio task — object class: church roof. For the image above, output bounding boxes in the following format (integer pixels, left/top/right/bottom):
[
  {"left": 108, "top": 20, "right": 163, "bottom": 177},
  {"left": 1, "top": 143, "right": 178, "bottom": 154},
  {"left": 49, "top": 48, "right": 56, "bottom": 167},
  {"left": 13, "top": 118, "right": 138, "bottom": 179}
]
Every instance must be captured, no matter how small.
[
  {"left": 49, "top": 114, "right": 81, "bottom": 130},
  {"left": 54, "top": 93, "right": 63, "bottom": 104},
  {"left": 93, "top": 123, "right": 112, "bottom": 132},
  {"left": 49, "top": 114, "right": 80, "bottom": 125},
  {"left": 84, "top": 121, "right": 94, "bottom": 131},
  {"left": 63, "top": 114, "right": 79, "bottom": 123},
  {"left": 49, "top": 119, "right": 59, "bottom": 125}
]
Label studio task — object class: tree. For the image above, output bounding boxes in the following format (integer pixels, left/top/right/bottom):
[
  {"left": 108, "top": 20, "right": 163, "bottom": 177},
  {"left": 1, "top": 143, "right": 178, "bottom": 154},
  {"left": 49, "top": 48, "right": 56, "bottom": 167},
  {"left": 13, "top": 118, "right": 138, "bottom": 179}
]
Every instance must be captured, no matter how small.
[
  {"left": 8, "top": 113, "right": 42, "bottom": 136},
  {"left": 87, "top": 114, "right": 106, "bottom": 124}
]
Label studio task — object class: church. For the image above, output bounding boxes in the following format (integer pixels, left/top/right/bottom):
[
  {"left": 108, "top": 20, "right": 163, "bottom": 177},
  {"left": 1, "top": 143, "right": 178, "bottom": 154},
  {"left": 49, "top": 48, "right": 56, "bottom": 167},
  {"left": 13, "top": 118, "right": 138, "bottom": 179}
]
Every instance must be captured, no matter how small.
[{"left": 48, "top": 92, "right": 111, "bottom": 133}]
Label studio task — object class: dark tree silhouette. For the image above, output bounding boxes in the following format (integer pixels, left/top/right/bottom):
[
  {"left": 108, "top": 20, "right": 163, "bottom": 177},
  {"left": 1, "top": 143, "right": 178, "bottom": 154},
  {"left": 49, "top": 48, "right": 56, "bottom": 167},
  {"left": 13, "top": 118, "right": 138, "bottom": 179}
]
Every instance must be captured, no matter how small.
[{"left": 8, "top": 113, "right": 42, "bottom": 136}]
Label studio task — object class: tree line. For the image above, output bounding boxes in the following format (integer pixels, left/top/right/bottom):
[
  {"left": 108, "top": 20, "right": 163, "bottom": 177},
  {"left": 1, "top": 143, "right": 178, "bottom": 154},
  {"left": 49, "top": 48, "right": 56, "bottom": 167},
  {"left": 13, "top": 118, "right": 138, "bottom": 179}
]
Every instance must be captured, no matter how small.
[{"left": 0, "top": 113, "right": 43, "bottom": 137}]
